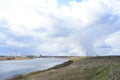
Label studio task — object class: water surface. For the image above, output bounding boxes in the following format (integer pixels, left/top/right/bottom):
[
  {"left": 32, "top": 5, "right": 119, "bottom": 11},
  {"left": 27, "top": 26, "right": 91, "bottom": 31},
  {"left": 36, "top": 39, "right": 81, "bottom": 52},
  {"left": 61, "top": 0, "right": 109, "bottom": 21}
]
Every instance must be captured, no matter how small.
[{"left": 0, "top": 58, "right": 68, "bottom": 80}]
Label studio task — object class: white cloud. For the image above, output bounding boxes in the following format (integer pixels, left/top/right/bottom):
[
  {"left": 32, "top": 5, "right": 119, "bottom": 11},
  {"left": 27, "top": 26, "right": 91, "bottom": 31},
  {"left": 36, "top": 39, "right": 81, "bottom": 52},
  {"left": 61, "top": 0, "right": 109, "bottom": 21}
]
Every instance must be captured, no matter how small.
[
  {"left": 0, "top": 32, "right": 7, "bottom": 40},
  {"left": 105, "top": 32, "right": 120, "bottom": 51},
  {"left": 5, "top": 40, "right": 28, "bottom": 48},
  {"left": 0, "top": 0, "right": 120, "bottom": 56},
  {"left": 102, "top": 0, "right": 120, "bottom": 15}
]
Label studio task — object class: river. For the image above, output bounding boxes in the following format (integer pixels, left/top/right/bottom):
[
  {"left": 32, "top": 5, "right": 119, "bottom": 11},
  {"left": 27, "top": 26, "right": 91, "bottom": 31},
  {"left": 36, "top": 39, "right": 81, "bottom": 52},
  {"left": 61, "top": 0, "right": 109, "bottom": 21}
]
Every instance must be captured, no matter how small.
[{"left": 0, "top": 58, "right": 68, "bottom": 80}]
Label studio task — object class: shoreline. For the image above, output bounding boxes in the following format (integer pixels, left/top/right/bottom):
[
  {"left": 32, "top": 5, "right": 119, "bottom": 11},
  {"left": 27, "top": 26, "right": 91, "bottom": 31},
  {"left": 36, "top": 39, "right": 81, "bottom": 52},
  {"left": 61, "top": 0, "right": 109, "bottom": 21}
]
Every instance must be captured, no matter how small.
[
  {"left": 10, "top": 56, "right": 120, "bottom": 80},
  {"left": 0, "top": 56, "right": 73, "bottom": 61},
  {"left": 10, "top": 59, "right": 73, "bottom": 80},
  {"left": 0, "top": 56, "right": 34, "bottom": 61}
]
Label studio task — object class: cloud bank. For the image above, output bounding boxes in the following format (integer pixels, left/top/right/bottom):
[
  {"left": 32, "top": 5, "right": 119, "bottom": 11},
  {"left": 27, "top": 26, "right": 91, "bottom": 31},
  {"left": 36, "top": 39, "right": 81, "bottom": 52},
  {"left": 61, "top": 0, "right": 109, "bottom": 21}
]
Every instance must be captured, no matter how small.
[{"left": 0, "top": 0, "right": 120, "bottom": 56}]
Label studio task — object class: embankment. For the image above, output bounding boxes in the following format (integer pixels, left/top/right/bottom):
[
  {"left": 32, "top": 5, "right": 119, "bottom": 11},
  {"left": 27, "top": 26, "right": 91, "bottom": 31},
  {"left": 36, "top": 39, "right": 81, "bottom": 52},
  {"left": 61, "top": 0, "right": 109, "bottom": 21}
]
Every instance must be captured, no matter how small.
[{"left": 11, "top": 56, "right": 120, "bottom": 80}]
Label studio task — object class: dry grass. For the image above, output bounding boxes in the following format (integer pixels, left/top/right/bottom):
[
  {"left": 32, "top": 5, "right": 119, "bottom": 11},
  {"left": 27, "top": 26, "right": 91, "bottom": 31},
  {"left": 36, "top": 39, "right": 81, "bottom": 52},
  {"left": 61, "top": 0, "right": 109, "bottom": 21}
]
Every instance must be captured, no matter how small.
[{"left": 11, "top": 56, "right": 120, "bottom": 80}]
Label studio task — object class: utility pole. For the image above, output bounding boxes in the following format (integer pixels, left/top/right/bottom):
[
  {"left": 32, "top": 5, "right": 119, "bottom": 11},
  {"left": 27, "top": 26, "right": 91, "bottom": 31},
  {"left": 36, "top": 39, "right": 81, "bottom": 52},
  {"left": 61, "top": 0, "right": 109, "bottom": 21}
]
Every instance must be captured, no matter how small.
[{"left": 86, "top": 51, "right": 88, "bottom": 57}]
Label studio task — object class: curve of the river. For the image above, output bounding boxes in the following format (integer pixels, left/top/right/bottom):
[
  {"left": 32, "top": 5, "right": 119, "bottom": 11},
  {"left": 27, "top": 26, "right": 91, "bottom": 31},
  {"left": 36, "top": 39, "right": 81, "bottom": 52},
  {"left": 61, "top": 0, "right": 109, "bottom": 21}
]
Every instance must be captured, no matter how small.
[{"left": 0, "top": 58, "right": 68, "bottom": 80}]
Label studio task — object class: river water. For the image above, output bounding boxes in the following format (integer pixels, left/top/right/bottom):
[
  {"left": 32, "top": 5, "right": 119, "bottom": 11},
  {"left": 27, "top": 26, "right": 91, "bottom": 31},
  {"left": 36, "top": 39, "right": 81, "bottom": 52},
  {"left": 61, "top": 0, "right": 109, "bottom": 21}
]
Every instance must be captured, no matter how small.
[{"left": 0, "top": 58, "right": 68, "bottom": 80}]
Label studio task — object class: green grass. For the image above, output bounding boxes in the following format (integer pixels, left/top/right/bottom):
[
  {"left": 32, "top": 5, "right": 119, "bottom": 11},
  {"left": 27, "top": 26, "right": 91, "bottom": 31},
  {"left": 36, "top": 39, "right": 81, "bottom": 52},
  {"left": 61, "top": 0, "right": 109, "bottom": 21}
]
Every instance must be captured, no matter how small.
[
  {"left": 92, "top": 65, "right": 112, "bottom": 80},
  {"left": 11, "top": 56, "right": 120, "bottom": 80},
  {"left": 91, "top": 64, "right": 120, "bottom": 80}
]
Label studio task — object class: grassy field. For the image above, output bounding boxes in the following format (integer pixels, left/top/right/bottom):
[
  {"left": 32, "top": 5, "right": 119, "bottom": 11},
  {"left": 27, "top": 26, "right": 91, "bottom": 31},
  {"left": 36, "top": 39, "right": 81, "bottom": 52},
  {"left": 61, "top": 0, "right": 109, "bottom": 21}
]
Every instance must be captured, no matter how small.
[{"left": 11, "top": 56, "right": 120, "bottom": 80}]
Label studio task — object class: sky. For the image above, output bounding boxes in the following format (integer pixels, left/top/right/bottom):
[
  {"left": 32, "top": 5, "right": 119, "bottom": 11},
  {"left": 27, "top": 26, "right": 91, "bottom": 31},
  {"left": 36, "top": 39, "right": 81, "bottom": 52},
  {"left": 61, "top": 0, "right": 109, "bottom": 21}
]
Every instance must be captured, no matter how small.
[{"left": 0, "top": 0, "right": 120, "bottom": 56}]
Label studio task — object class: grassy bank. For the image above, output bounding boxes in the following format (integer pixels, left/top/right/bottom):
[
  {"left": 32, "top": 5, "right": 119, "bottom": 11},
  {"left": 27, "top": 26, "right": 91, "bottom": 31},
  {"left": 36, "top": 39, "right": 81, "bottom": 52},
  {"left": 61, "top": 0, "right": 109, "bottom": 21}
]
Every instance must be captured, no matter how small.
[{"left": 11, "top": 56, "right": 120, "bottom": 80}]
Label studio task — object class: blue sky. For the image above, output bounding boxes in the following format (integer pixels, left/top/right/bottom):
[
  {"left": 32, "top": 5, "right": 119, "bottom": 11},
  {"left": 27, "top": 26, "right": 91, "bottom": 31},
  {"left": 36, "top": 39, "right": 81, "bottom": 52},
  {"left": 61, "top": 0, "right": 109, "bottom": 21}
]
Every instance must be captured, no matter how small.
[
  {"left": 58, "top": 0, "right": 81, "bottom": 6},
  {"left": 0, "top": 0, "right": 120, "bottom": 56}
]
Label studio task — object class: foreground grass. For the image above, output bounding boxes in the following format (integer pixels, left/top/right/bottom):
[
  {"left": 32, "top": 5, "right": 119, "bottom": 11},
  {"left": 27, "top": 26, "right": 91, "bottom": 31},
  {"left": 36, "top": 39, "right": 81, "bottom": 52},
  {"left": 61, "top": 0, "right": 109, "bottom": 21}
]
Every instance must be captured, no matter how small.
[{"left": 11, "top": 56, "right": 120, "bottom": 80}]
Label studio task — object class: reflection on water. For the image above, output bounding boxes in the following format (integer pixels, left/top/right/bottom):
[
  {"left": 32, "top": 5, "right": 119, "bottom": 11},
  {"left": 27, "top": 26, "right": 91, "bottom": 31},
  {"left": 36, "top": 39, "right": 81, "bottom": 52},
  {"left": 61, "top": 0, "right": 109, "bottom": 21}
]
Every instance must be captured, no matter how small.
[{"left": 0, "top": 58, "right": 68, "bottom": 80}]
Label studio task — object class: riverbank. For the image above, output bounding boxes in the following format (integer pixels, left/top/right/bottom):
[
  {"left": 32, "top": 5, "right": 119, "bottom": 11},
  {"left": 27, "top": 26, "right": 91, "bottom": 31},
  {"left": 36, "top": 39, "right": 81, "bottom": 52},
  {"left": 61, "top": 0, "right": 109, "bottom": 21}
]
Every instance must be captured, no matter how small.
[
  {"left": 0, "top": 56, "right": 33, "bottom": 61},
  {"left": 0, "top": 56, "right": 72, "bottom": 61},
  {"left": 11, "top": 56, "right": 120, "bottom": 80}
]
